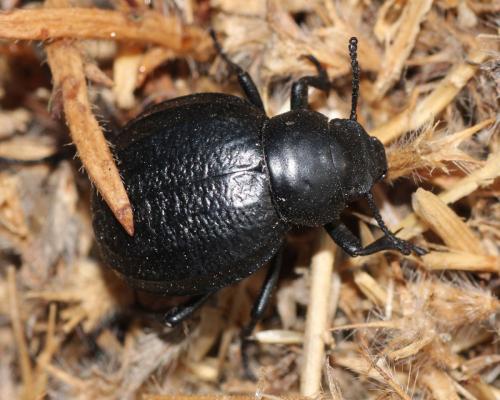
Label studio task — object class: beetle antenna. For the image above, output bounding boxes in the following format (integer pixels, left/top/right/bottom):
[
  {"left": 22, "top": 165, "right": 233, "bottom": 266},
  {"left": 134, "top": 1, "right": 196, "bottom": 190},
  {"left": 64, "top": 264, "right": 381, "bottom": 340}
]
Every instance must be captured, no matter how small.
[
  {"left": 366, "top": 192, "right": 392, "bottom": 237},
  {"left": 365, "top": 191, "right": 407, "bottom": 250},
  {"left": 366, "top": 191, "right": 428, "bottom": 256},
  {"left": 349, "top": 37, "right": 360, "bottom": 121},
  {"left": 209, "top": 28, "right": 242, "bottom": 74}
]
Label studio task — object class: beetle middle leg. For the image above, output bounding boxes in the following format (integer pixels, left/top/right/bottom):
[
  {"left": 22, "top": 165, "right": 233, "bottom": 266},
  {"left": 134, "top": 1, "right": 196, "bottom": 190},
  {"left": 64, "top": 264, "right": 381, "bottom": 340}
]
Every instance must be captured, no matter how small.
[
  {"left": 291, "top": 55, "right": 331, "bottom": 110},
  {"left": 210, "top": 29, "right": 265, "bottom": 111},
  {"left": 241, "top": 247, "right": 283, "bottom": 379}
]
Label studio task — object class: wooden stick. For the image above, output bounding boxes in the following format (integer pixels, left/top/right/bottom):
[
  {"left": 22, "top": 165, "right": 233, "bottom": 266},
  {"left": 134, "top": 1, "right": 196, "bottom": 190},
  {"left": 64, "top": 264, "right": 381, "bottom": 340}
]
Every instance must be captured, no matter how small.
[{"left": 300, "top": 232, "right": 337, "bottom": 397}]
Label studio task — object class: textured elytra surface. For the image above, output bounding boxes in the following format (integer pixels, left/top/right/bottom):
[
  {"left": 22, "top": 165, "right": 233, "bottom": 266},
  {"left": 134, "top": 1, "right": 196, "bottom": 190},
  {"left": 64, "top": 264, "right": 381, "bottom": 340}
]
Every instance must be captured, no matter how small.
[{"left": 92, "top": 94, "right": 289, "bottom": 295}]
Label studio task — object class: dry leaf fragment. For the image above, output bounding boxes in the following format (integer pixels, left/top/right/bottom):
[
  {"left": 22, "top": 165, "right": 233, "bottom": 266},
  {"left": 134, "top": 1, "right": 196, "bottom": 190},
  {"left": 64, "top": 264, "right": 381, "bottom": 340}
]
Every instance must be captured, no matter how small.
[
  {"left": 373, "top": 0, "right": 433, "bottom": 100},
  {"left": 353, "top": 271, "right": 387, "bottom": 308},
  {"left": 421, "top": 251, "right": 499, "bottom": 273},
  {"left": 397, "top": 150, "right": 500, "bottom": 240},
  {"left": 0, "top": 109, "right": 30, "bottom": 139},
  {"left": 28, "top": 259, "right": 133, "bottom": 333},
  {"left": 412, "top": 188, "right": 486, "bottom": 254},
  {"left": 420, "top": 368, "right": 460, "bottom": 400},
  {"left": 0, "top": 174, "right": 29, "bottom": 237},
  {"left": 386, "top": 334, "right": 434, "bottom": 361},
  {"left": 371, "top": 48, "right": 490, "bottom": 144},
  {"left": 136, "top": 47, "right": 176, "bottom": 88},
  {"left": 113, "top": 45, "right": 143, "bottom": 109}
]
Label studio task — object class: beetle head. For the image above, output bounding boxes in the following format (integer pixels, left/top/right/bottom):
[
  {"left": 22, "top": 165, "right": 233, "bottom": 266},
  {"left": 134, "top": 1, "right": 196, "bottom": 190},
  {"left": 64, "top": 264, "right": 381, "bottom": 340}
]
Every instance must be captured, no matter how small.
[{"left": 329, "top": 118, "right": 387, "bottom": 203}]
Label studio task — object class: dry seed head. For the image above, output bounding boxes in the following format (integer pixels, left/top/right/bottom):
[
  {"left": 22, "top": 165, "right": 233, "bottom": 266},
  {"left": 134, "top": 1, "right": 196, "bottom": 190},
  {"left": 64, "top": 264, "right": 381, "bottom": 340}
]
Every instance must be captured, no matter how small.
[
  {"left": 386, "top": 119, "right": 490, "bottom": 182},
  {"left": 417, "top": 280, "right": 499, "bottom": 329}
]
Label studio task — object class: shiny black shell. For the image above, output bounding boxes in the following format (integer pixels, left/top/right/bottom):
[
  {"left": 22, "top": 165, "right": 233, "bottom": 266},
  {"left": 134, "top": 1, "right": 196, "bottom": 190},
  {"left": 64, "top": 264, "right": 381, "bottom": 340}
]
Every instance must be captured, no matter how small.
[{"left": 92, "top": 93, "right": 289, "bottom": 295}]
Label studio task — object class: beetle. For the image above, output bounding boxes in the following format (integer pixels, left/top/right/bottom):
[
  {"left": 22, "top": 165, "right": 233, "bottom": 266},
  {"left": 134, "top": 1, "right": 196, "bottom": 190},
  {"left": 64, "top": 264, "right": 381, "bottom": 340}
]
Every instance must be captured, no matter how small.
[{"left": 91, "top": 32, "right": 425, "bottom": 371}]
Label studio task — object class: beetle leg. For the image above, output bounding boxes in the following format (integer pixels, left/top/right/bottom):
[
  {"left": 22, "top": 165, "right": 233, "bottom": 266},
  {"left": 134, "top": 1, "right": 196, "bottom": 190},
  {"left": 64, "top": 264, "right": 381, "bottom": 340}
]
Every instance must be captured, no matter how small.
[
  {"left": 325, "top": 222, "right": 400, "bottom": 256},
  {"left": 209, "top": 29, "right": 265, "bottom": 111},
  {"left": 324, "top": 222, "right": 427, "bottom": 256},
  {"left": 163, "top": 292, "right": 213, "bottom": 327},
  {"left": 241, "top": 247, "right": 283, "bottom": 380},
  {"left": 291, "top": 55, "right": 331, "bottom": 110}
]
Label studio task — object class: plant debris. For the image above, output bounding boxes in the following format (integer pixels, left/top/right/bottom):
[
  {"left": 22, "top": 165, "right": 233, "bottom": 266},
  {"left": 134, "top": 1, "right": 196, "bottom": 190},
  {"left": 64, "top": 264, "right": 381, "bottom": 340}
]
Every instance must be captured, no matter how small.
[{"left": 0, "top": 0, "right": 498, "bottom": 399}]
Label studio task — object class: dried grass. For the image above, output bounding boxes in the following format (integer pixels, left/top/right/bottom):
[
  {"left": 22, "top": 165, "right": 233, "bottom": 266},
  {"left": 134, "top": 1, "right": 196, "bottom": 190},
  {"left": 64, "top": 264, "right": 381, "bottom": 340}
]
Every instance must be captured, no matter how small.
[{"left": 0, "top": 0, "right": 498, "bottom": 399}]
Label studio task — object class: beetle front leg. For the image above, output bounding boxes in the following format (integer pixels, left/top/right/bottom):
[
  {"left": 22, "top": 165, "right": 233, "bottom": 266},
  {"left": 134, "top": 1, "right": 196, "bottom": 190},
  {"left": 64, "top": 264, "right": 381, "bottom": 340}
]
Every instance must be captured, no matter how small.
[
  {"left": 291, "top": 55, "right": 330, "bottom": 110},
  {"left": 241, "top": 247, "right": 283, "bottom": 380},
  {"left": 210, "top": 29, "right": 265, "bottom": 111},
  {"left": 324, "top": 222, "right": 425, "bottom": 256}
]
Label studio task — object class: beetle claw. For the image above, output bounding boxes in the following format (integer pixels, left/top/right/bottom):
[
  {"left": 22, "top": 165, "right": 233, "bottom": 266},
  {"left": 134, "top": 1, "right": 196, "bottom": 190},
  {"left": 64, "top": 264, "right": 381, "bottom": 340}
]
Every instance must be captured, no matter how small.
[{"left": 391, "top": 236, "right": 427, "bottom": 257}]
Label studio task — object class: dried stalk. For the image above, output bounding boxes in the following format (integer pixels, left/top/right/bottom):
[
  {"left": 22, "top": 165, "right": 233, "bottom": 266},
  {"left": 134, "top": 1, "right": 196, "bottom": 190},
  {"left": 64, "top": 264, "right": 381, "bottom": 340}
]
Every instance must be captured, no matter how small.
[
  {"left": 300, "top": 232, "right": 337, "bottom": 397},
  {"left": 113, "top": 45, "right": 143, "bottom": 109},
  {"left": 371, "top": 48, "right": 490, "bottom": 144},
  {"left": 7, "top": 266, "right": 33, "bottom": 399},
  {"left": 421, "top": 251, "right": 499, "bottom": 273},
  {"left": 0, "top": 8, "right": 207, "bottom": 55},
  {"left": 373, "top": 0, "right": 433, "bottom": 100},
  {"left": 45, "top": 38, "right": 134, "bottom": 234},
  {"left": 397, "top": 150, "right": 500, "bottom": 240},
  {"left": 33, "top": 303, "right": 58, "bottom": 399},
  {"left": 41, "top": 0, "right": 134, "bottom": 235}
]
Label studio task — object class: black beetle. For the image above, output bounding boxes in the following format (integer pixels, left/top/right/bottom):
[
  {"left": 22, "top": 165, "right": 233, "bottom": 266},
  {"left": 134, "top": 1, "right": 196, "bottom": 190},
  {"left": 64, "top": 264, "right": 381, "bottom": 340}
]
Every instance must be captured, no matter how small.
[{"left": 91, "top": 33, "right": 425, "bottom": 366}]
